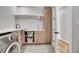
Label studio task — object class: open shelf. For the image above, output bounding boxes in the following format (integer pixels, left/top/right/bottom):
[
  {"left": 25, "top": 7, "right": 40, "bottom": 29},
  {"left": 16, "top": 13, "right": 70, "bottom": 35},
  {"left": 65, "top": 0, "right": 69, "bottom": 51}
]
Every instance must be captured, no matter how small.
[
  {"left": 15, "top": 15, "right": 43, "bottom": 20},
  {"left": 24, "top": 31, "right": 35, "bottom": 44}
]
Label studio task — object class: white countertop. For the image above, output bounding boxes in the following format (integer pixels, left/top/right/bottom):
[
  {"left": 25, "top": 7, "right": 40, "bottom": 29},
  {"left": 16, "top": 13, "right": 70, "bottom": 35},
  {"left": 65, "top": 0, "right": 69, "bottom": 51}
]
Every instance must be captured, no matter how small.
[
  {"left": 24, "top": 29, "right": 43, "bottom": 31},
  {"left": 0, "top": 28, "right": 22, "bottom": 39},
  {"left": 0, "top": 28, "right": 43, "bottom": 39},
  {"left": 0, "top": 28, "right": 43, "bottom": 34}
]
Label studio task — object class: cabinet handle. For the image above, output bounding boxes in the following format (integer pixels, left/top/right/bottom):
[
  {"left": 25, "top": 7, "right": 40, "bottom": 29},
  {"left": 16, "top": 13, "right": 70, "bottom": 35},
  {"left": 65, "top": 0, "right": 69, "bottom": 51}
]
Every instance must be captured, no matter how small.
[{"left": 54, "top": 32, "right": 59, "bottom": 34}]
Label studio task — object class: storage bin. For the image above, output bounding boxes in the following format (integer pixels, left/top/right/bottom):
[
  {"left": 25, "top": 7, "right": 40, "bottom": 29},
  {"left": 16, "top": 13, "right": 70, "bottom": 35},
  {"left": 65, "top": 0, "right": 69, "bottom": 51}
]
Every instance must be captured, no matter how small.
[{"left": 27, "top": 38, "right": 33, "bottom": 43}]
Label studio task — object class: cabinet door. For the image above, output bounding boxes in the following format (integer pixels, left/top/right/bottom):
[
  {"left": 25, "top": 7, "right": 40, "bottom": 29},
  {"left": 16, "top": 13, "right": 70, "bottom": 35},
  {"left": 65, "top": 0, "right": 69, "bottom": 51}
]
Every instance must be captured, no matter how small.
[
  {"left": 43, "top": 7, "right": 52, "bottom": 43},
  {"left": 17, "top": 30, "right": 25, "bottom": 44},
  {"left": 21, "top": 30, "right": 26, "bottom": 44},
  {"left": 34, "top": 7, "right": 52, "bottom": 44},
  {"left": 34, "top": 32, "right": 39, "bottom": 43},
  {"left": 37, "top": 31, "right": 45, "bottom": 43},
  {"left": 35, "top": 31, "right": 47, "bottom": 44},
  {"left": 34, "top": 31, "right": 43, "bottom": 43}
]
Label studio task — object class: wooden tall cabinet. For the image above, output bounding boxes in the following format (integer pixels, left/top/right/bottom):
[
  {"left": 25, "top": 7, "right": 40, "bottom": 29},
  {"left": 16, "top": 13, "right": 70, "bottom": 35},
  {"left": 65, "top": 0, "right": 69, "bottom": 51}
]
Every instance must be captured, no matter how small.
[
  {"left": 35, "top": 7, "right": 52, "bottom": 44},
  {"left": 43, "top": 7, "right": 52, "bottom": 43}
]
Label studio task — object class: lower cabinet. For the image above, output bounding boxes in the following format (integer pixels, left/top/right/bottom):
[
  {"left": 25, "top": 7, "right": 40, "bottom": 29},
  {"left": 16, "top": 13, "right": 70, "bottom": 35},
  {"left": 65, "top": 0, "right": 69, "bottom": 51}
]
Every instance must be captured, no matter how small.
[
  {"left": 35, "top": 31, "right": 50, "bottom": 44},
  {"left": 21, "top": 31, "right": 51, "bottom": 44}
]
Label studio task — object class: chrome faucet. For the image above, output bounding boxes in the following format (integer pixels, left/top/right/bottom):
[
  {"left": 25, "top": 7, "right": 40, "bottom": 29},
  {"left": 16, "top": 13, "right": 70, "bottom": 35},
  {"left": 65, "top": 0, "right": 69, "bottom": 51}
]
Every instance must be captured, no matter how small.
[{"left": 16, "top": 24, "right": 20, "bottom": 29}]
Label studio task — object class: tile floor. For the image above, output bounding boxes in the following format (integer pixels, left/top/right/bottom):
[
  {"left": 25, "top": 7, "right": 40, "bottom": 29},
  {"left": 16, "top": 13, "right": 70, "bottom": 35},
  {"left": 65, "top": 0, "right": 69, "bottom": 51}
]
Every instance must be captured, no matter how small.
[{"left": 21, "top": 44, "right": 54, "bottom": 53}]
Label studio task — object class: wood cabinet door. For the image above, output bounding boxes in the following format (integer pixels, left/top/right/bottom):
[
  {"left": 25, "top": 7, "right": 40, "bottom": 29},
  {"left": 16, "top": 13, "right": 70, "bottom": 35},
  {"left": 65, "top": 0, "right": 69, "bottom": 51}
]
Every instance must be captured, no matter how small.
[
  {"left": 43, "top": 7, "right": 52, "bottom": 43},
  {"left": 17, "top": 30, "right": 25, "bottom": 44},
  {"left": 35, "top": 31, "right": 49, "bottom": 44},
  {"left": 34, "top": 7, "right": 52, "bottom": 44},
  {"left": 34, "top": 31, "right": 39, "bottom": 43},
  {"left": 37, "top": 31, "right": 46, "bottom": 43},
  {"left": 21, "top": 30, "right": 26, "bottom": 44},
  {"left": 34, "top": 31, "right": 44, "bottom": 43}
]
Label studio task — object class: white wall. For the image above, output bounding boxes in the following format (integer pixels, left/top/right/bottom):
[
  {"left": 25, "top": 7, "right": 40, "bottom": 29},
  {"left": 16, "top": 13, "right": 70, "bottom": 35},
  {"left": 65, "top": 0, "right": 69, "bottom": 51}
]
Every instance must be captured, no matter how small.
[
  {"left": 72, "top": 7, "right": 79, "bottom": 53},
  {"left": 56, "top": 6, "right": 72, "bottom": 52},
  {"left": 52, "top": 6, "right": 79, "bottom": 53},
  {"left": 52, "top": 7, "right": 56, "bottom": 46},
  {"left": 0, "top": 6, "right": 15, "bottom": 30},
  {"left": 60, "top": 7, "right": 72, "bottom": 42},
  {"left": 15, "top": 18, "right": 43, "bottom": 31},
  {"left": 14, "top": 7, "right": 43, "bottom": 31}
]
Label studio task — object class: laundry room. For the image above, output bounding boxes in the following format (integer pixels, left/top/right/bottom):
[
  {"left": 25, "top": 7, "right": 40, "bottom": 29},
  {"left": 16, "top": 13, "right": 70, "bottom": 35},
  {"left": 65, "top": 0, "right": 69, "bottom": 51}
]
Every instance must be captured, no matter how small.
[
  {"left": 0, "top": 6, "right": 54, "bottom": 53},
  {"left": 0, "top": 6, "right": 79, "bottom": 53}
]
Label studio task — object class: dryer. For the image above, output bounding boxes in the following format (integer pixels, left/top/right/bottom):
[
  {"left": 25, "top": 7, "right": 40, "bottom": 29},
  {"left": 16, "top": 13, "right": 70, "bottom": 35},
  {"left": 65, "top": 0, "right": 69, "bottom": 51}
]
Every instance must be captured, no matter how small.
[{"left": 0, "top": 32, "right": 20, "bottom": 53}]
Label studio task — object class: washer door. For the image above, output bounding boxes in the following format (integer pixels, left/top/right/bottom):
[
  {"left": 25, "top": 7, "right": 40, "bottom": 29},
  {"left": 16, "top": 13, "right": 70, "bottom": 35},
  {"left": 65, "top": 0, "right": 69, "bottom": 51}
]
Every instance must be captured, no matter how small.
[{"left": 5, "top": 42, "right": 20, "bottom": 53}]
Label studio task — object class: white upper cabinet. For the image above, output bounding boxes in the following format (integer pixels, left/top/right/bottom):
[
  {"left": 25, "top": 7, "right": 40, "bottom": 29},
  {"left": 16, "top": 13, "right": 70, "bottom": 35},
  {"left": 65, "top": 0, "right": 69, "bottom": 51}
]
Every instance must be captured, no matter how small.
[{"left": 13, "top": 6, "right": 43, "bottom": 16}]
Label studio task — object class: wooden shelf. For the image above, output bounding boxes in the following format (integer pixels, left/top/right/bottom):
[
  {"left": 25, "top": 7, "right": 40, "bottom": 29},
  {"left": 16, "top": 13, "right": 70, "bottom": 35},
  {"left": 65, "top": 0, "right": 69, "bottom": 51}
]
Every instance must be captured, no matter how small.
[
  {"left": 24, "top": 31, "right": 35, "bottom": 43},
  {"left": 25, "top": 35, "right": 33, "bottom": 38},
  {"left": 15, "top": 15, "right": 43, "bottom": 19}
]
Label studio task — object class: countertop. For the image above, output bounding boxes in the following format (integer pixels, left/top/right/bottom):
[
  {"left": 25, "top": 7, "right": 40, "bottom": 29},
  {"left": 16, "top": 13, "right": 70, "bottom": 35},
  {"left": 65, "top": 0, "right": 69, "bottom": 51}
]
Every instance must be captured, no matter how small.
[{"left": 0, "top": 28, "right": 43, "bottom": 34}]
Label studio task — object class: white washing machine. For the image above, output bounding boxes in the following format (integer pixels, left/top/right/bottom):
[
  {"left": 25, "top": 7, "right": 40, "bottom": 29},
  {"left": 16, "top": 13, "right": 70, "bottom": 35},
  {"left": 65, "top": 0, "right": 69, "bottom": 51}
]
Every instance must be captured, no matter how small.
[{"left": 0, "top": 32, "right": 20, "bottom": 53}]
